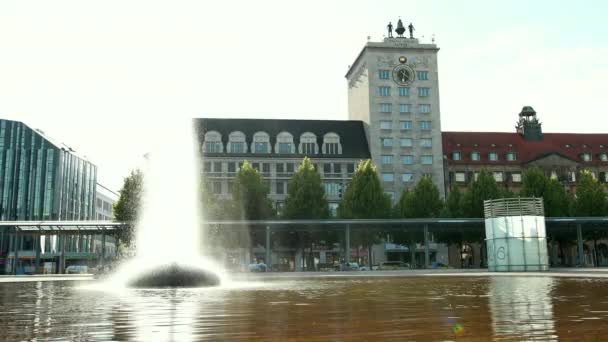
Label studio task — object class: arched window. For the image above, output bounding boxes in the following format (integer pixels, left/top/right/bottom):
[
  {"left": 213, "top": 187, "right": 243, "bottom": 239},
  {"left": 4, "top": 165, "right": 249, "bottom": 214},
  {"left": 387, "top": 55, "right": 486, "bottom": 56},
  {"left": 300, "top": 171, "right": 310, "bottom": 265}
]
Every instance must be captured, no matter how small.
[
  {"left": 275, "top": 132, "right": 295, "bottom": 154},
  {"left": 322, "top": 132, "right": 342, "bottom": 155},
  {"left": 227, "top": 131, "right": 247, "bottom": 153},
  {"left": 251, "top": 131, "right": 270, "bottom": 153},
  {"left": 299, "top": 132, "right": 318, "bottom": 155},
  {"left": 203, "top": 131, "right": 223, "bottom": 153}
]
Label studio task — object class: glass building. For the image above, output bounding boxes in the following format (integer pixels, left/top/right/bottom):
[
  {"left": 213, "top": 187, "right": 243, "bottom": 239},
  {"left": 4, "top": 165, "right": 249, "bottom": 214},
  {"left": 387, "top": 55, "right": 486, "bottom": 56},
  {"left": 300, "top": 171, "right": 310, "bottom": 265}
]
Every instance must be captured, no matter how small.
[{"left": 0, "top": 119, "right": 97, "bottom": 220}]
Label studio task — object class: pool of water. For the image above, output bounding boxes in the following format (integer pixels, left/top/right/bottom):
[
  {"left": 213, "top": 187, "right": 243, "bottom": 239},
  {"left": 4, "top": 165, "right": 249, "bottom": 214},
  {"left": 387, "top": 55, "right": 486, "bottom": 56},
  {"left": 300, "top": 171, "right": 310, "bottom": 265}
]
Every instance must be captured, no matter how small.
[{"left": 1, "top": 276, "right": 607, "bottom": 341}]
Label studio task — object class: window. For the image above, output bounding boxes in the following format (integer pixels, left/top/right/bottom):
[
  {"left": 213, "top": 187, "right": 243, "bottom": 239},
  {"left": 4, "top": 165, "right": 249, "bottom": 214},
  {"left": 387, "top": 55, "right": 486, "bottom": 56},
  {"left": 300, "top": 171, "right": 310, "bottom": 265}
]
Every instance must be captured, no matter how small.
[
  {"left": 323, "top": 163, "right": 331, "bottom": 174},
  {"left": 398, "top": 87, "right": 409, "bottom": 96},
  {"left": 489, "top": 152, "right": 498, "bottom": 161},
  {"left": 419, "top": 104, "right": 431, "bottom": 113},
  {"left": 399, "top": 104, "right": 411, "bottom": 113},
  {"left": 400, "top": 120, "right": 412, "bottom": 130},
  {"left": 452, "top": 152, "right": 461, "bottom": 161},
  {"left": 227, "top": 162, "right": 236, "bottom": 173},
  {"left": 420, "top": 138, "right": 432, "bottom": 148},
  {"left": 419, "top": 121, "right": 431, "bottom": 130},
  {"left": 262, "top": 163, "right": 270, "bottom": 174},
  {"left": 334, "top": 163, "right": 342, "bottom": 174},
  {"left": 381, "top": 137, "right": 393, "bottom": 147},
  {"left": 493, "top": 172, "right": 504, "bottom": 182},
  {"left": 301, "top": 142, "right": 316, "bottom": 155},
  {"left": 276, "top": 181, "right": 285, "bottom": 195},
  {"left": 582, "top": 153, "right": 592, "bottom": 162},
  {"left": 400, "top": 138, "right": 413, "bottom": 147},
  {"left": 471, "top": 152, "right": 480, "bottom": 161},
  {"left": 512, "top": 173, "right": 522, "bottom": 182},
  {"left": 254, "top": 142, "right": 269, "bottom": 153},
  {"left": 252, "top": 131, "right": 270, "bottom": 153},
  {"left": 213, "top": 181, "right": 222, "bottom": 194},
  {"left": 382, "top": 173, "right": 394, "bottom": 182},
  {"left": 213, "top": 162, "right": 222, "bottom": 172},
  {"left": 347, "top": 163, "right": 355, "bottom": 174},
  {"left": 601, "top": 153, "right": 608, "bottom": 162},
  {"left": 455, "top": 172, "right": 466, "bottom": 182},
  {"left": 203, "top": 161, "right": 211, "bottom": 172},
  {"left": 421, "top": 155, "right": 433, "bottom": 164},
  {"left": 286, "top": 163, "right": 295, "bottom": 173},
  {"left": 381, "top": 155, "right": 394, "bottom": 164},
  {"left": 380, "top": 120, "right": 392, "bottom": 129},
  {"left": 379, "top": 69, "right": 390, "bottom": 79},
  {"left": 205, "top": 141, "right": 222, "bottom": 153},
  {"left": 299, "top": 132, "right": 318, "bottom": 155},
  {"left": 278, "top": 143, "right": 293, "bottom": 154},
  {"left": 230, "top": 142, "right": 244, "bottom": 153},
  {"left": 401, "top": 173, "right": 414, "bottom": 182},
  {"left": 252, "top": 162, "right": 259, "bottom": 170},
  {"left": 276, "top": 163, "right": 284, "bottom": 174},
  {"left": 416, "top": 71, "right": 429, "bottom": 80},
  {"left": 380, "top": 103, "right": 392, "bottom": 113},
  {"left": 384, "top": 191, "right": 395, "bottom": 200},
  {"left": 506, "top": 152, "right": 517, "bottom": 161},
  {"left": 323, "top": 133, "right": 342, "bottom": 155},
  {"left": 378, "top": 86, "right": 391, "bottom": 96},
  {"left": 401, "top": 155, "right": 414, "bottom": 165},
  {"left": 418, "top": 87, "right": 430, "bottom": 97}
]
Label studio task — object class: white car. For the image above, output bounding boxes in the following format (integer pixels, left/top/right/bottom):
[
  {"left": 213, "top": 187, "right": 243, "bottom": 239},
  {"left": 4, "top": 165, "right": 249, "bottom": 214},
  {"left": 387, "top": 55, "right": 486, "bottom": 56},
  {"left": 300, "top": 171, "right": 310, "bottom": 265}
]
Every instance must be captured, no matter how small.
[{"left": 65, "top": 265, "right": 88, "bottom": 274}]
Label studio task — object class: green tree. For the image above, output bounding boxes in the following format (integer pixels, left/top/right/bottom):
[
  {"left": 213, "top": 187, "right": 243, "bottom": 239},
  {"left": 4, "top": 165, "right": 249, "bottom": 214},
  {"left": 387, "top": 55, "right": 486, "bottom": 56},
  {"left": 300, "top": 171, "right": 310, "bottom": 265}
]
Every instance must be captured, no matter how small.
[
  {"left": 440, "top": 186, "right": 464, "bottom": 218},
  {"left": 231, "top": 161, "right": 274, "bottom": 220},
  {"left": 573, "top": 170, "right": 607, "bottom": 216},
  {"left": 521, "top": 167, "right": 570, "bottom": 217},
  {"left": 283, "top": 157, "right": 330, "bottom": 219},
  {"left": 338, "top": 160, "right": 392, "bottom": 268},
  {"left": 461, "top": 169, "right": 501, "bottom": 217},
  {"left": 113, "top": 169, "right": 144, "bottom": 247},
  {"left": 394, "top": 176, "right": 443, "bottom": 218}
]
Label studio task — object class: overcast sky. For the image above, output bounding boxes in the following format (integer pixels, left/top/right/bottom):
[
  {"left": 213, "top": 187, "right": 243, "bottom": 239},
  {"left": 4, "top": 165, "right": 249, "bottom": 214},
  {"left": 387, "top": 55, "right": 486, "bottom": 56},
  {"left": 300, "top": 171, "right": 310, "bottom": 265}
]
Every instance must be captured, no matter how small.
[{"left": 1, "top": 0, "right": 606, "bottom": 191}]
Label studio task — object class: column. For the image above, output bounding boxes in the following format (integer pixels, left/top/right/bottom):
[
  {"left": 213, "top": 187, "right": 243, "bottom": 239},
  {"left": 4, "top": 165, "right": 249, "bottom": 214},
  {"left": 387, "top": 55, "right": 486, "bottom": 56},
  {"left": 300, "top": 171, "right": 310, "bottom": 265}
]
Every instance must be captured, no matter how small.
[
  {"left": 60, "top": 235, "right": 66, "bottom": 274},
  {"left": 265, "top": 226, "right": 271, "bottom": 270},
  {"left": 424, "top": 224, "right": 430, "bottom": 269},
  {"left": 35, "top": 235, "right": 41, "bottom": 269},
  {"left": 7, "top": 232, "right": 13, "bottom": 274},
  {"left": 577, "top": 224, "right": 585, "bottom": 267},
  {"left": 345, "top": 224, "right": 351, "bottom": 263},
  {"left": 101, "top": 230, "right": 106, "bottom": 268}
]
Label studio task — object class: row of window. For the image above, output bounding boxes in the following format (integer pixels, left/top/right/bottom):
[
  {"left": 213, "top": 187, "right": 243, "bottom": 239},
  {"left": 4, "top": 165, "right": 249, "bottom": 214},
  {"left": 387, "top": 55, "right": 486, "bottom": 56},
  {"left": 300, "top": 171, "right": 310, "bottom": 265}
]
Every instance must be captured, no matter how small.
[
  {"left": 377, "top": 86, "right": 430, "bottom": 97},
  {"left": 380, "top": 120, "right": 432, "bottom": 130},
  {"left": 379, "top": 70, "right": 429, "bottom": 80},
  {"left": 380, "top": 155, "right": 434, "bottom": 165},
  {"left": 209, "top": 179, "right": 347, "bottom": 196},
  {"left": 379, "top": 103, "right": 431, "bottom": 113},
  {"left": 203, "top": 161, "right": 357, "bottom": 175},
  {"left": 381, "top": 172, "right": 423, "bottom": 183},
  {"left": 451, "top": 151, "right": 517, "bottom": 162},
  {"left": 581, "top": 153, "right": 608, "bottom": 162},
  {"left": 453, "top": 171, "right": 521, "bottom": 183},
  {"left": 203, "top": 131, "right": 342, "bottom": 155}
]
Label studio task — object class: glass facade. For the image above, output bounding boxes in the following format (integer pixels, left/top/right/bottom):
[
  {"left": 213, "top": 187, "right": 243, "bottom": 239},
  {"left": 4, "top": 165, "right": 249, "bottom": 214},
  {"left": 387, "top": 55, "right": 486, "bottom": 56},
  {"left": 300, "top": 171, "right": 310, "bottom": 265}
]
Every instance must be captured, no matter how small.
[{"left": 0, "top": 120, "right": 97, "bottom": 220}]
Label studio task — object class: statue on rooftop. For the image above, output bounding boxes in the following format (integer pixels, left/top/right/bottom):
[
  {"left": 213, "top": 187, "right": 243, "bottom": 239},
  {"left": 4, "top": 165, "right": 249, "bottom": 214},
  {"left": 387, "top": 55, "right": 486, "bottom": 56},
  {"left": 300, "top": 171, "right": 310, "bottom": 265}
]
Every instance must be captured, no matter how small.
[
  {"left": 408, "top": 22, "right": 415, "bottom": 39},
  {"left": 387, "top": 22, "right": 393, "bottom": 38},
  {"left": 395, "top": 19, "right": 405, "bottom": 37}
]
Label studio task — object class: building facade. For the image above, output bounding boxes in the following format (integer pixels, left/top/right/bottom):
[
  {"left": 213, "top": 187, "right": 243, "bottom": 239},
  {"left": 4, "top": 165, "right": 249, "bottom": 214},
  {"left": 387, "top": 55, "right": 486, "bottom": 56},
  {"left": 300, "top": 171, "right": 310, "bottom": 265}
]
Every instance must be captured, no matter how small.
[
  {"left": 345, "top": 35, "right": 445, "bottom": 200},
  {"left": 0, "top": 119, "right": 97, "bottom": 221},
  {"left": 196, "top": 119, "right": 371, "bottom": 216},
  {"left": 95, "top": 183, "right": 118, "bottom": 220},
  {"left": 442, "top": 107, "right": 608, "bottom": 194}
]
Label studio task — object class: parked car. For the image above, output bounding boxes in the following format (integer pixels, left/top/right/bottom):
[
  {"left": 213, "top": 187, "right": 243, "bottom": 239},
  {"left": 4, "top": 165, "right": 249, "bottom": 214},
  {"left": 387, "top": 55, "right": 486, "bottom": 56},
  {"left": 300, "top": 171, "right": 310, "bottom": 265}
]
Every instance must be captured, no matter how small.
[
  {"left": 65, "top": 265, "right": 88, "bottom": 274},
  {"left": 431, "top": 262, "right": 449, "bottom": 269},
  {"left": 248, "top": 263, "right": 268, "bottom": 272},
  {"left": 379, "top": 261, "right": 410, "bottom": 270},
  {"left": 339, "top": 262, "right": 360, "bottom": 271}
]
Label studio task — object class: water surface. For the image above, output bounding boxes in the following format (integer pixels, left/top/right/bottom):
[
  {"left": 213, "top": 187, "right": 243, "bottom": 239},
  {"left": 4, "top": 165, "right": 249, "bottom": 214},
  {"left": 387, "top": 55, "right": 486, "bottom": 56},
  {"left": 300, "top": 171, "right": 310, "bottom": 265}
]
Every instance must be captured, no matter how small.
[{"left": 1, "top": 276, "right": 607, "bottom": 341}]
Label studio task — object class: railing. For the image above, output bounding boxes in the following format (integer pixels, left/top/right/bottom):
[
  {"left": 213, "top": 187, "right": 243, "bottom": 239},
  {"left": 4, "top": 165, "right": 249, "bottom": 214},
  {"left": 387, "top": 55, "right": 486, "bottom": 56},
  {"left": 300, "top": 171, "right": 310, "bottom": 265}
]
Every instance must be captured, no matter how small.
[{"left": 484, "top": 197, "right": 545, "bottom": 218}]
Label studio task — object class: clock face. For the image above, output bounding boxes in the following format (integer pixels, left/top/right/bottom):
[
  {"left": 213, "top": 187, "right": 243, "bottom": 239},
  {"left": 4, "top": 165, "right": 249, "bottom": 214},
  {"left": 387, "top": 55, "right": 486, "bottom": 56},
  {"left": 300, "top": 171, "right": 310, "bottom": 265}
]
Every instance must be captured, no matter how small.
[{"left": 392, "top": 65, "right": 414, "bottom": 85}]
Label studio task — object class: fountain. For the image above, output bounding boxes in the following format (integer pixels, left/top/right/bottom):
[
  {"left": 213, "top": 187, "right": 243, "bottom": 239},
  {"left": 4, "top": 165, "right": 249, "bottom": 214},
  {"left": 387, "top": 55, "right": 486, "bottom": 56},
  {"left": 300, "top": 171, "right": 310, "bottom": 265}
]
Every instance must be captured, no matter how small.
[{"left": 112, "top": 118, "right": 224, "bottom": 288}]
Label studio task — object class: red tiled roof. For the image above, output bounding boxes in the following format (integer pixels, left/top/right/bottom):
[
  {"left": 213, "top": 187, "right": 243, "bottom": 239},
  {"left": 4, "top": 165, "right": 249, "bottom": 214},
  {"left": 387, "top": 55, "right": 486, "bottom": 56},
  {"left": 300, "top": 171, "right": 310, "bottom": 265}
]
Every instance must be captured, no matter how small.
[{"left": 442, "top": 131, "right": 608, "bottom": 165}]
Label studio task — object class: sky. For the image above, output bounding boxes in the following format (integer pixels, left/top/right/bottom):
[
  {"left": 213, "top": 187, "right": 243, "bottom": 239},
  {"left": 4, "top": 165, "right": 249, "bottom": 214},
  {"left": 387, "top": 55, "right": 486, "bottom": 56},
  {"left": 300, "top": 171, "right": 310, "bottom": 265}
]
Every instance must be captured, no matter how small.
[{"left": 0, "top": 0, "right": 607, "bottom": 191}]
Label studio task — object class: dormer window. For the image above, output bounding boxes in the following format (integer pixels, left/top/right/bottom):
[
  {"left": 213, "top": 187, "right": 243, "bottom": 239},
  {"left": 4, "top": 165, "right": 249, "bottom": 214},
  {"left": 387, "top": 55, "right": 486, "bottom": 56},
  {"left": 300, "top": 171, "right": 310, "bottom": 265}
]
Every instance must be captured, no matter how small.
[
  {"left": 600, "top": 153, "right": 608, "bottom": 162},
  {"left": 471, "top": 152, "right": 480, "bottom": 161},
  {"left": 565, "top": 144, "right": 571, "bottom": 148},
  {"left": 203, "top": 131, "right": 223, "bottom": 153},
  {"left": 488, "top": 152, "right": 499, "bottom": 161},
  {"left": 581, "top": 153, "right": 592, "bottom": 162},
  {"left": 251, "top": 131, "right": 270, "bottom": 153},
  {"left": 491, "top": 143, "right": 497, "bottom": 147},
  {"left": 275, "top": 132, "right": 295, "bottom": 154},
  {"left": 505, "top": 152, "right": 517, "bottom": 161},
  {"left": 600, "top": 145, "right": 605, "bottom": 149},
  {"left": 299, "top": 132, "right": 318, "bottom": 155},
  {"left": 452, "top": 151, "right": 461, "bottom": 161},
  {"left": 323, "top": 133, "right": 342, "bottom": 155},
  {"left": 228, "top": 131, "right": 247, "bottom": 153}
]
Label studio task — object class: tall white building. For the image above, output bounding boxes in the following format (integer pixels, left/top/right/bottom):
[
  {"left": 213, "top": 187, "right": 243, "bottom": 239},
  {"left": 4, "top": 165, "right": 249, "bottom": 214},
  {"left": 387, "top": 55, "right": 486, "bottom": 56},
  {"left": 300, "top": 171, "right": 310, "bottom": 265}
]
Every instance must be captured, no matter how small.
[
  {"left": 95, "top": 183, "right": 118, "bottom": 220},
  {"left": 345, "top": 21, "right": 445, "bottom": 199}
]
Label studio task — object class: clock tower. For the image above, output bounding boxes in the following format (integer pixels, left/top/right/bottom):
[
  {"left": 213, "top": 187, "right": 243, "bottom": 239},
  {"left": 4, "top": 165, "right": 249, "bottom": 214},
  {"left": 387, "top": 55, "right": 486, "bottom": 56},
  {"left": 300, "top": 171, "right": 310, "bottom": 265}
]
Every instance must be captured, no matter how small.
[{"left": 345, "top": 23, "right": 445, "bottom": 199}]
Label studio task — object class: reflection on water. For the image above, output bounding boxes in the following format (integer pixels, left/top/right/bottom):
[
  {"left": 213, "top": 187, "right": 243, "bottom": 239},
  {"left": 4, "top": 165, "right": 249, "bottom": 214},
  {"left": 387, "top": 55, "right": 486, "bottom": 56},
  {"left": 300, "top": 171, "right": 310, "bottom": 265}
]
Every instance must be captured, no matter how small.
[
  {"left": 490, "top": 277, "right": 556, "bottom": 339},
  {"left": 1, "top": 277, "right": 608, "bottom": 341}
]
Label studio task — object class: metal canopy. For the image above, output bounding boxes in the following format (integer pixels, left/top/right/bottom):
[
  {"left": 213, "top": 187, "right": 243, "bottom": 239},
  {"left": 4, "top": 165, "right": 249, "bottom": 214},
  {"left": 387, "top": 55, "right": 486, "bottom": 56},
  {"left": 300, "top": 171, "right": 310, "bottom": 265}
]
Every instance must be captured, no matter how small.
[{"left": 0, "top": 220, "right": 128, "bottom": 233}]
